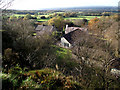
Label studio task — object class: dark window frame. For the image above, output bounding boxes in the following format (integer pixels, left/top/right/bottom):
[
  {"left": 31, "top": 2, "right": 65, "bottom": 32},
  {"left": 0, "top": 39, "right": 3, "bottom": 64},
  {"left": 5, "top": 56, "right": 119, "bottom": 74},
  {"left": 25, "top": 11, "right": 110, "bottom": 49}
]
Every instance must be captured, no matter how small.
[{"left": 64, "top": 43, "right": 69, "bottom": 47}]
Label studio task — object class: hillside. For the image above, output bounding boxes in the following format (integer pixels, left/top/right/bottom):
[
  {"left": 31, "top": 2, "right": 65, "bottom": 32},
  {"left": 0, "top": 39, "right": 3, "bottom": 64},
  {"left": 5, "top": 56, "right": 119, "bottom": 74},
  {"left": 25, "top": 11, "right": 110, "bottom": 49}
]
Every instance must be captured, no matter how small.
[{"left": 1, "top": 8, "right": 120, "bottom": 89}]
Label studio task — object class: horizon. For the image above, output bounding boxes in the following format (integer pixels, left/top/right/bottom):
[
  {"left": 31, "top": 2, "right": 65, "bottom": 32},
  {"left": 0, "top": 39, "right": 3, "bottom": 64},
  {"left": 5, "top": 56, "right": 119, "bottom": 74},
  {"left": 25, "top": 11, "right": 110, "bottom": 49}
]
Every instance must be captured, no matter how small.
[
  {"left": 7, "top": 0, "right": 119, "bottom": 10},
  {"left": 8, "top": 6, "right": 118, "bottom": 10}
]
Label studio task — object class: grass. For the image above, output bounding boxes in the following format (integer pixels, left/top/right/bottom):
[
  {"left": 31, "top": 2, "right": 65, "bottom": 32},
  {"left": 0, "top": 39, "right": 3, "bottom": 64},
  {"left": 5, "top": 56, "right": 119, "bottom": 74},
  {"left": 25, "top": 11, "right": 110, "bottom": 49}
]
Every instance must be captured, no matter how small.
[
  {"left": 37, "top": 16, "right": 101, "bottom": 22},
  {"left": 0, "top": 30, "right": 5, "bottom": 32},
  {"left": 65, "top": 16, "right": 101, "bottom": 20},
  {"left": 37, "top": 18, "right": 49, "bottom": 22},
  {"left": 32, "top": 33, "right": 37, "bottom": 36},
  {"left": 13, "top": 14, "right": 49, "bottom": 18},
  {"left": 52, "top": 45, "right": 72, "bottom": 59},
  {"left": 12, "top": 14, "right": 101, "bottom": 22},
  {"left": 14, "top": 14, "right": 50, "bottom": 17},
  {"left": 28, "top": 68, "right": 61, "bottom": 76},
  {"left": 13, "top": 14, "right": 26, "bottom": 17},
  {"left": 51, "top": 45, "right": 77, "bottom": 68},
  {"left": 38, "top": 15, "right": 49, "bottom": 17}
]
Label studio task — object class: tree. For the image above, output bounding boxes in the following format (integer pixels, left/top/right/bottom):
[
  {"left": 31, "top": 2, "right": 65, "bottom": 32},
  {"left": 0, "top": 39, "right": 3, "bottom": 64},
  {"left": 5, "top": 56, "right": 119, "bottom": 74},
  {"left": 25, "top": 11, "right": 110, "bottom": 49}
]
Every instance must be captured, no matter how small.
[
  {"left": 23, "top": 14, "right": 32, "bottom": 20},
  {"left": 41, "top": 16, "right": 46, "bottom": 19},
  {"left": 47, "top": 16, "right": 65, "bottom": 31},
  {"left": 111, "top": 14, "right": 120, "bottom": 21},
  {"left": 48, "top": 15, "right": 53, "bottom": 18},
  {"left": 0, "top": 0, "right": 15, "bottom": 9},
  {"left": 73, "top": 19, "right": 88, "bottom": 27},
  {"left": 104, "top": 22, "right": 119, "bottom": 57},
  {"left": 2, "top": 18, "right": 57, "bottom": 69},
  {"left": 88, "top": 17, "right": 99, "bottom": 28},
  {"left": 34, "top": 13, "right": 38, "bottom": 17},
  {"left": 69, "top": 12, "right": 77, "bottom": 17},
  {"left": 102, "top": 12, "right": 110, "bottom": 16},
  {"left": 9, "top": 15, "right": 16, "bottom": 21},
  {"left": 88, "top": 17, "right": 100, "bottom": 33},
  {"left": 63, "top": 13, "right": 70, "bottom": 17}
]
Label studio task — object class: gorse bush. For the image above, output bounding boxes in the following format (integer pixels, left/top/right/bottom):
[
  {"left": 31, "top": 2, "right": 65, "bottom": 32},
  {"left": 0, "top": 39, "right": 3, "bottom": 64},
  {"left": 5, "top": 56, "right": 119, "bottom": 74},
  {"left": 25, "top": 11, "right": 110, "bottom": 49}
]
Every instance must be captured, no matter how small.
[{"left": 1, "top": 66, "right": 82, "bottom": 89}]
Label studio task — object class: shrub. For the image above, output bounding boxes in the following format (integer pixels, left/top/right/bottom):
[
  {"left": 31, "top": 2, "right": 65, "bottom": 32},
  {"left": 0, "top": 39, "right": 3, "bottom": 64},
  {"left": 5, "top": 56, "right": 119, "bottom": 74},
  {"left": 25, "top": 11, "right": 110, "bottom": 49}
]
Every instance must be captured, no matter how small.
[{"left": 1, "top": 67, "right": 82, "bottom": 89}]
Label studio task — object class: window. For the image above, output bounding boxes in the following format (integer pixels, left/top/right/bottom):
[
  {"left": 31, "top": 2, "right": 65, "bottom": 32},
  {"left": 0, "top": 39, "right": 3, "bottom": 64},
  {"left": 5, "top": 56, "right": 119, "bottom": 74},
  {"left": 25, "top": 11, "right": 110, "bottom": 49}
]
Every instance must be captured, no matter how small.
[{"left": 64, "top": 43, "right": 69, "bottom": 47}]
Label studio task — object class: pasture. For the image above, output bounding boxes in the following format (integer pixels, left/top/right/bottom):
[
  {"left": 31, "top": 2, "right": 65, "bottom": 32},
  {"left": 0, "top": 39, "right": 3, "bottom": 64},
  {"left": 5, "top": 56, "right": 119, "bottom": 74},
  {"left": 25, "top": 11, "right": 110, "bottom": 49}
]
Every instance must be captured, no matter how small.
[
  {"left": 37, "top": 18, "right": 49, "bottom": 22},
  {"left": 65, "top": 16, "right": 101, "bottom": 20},
  {"left": 13, "top": 14, "right": 49, "bottom": 18},
  {"left": 13, "top": 14, "right": 101, "bottom": 22}
]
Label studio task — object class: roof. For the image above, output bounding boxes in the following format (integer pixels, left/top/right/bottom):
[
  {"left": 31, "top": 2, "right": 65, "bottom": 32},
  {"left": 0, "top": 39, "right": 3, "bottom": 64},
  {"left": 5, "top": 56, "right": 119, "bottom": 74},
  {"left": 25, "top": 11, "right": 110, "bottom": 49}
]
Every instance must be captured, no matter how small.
[
  {"left": 65, "top": 27, "right": 87, "bottom": 34},
  {"left": 35, "top": 25, "right": 56, "bottom": 32},
  {"left": 63, "top": 29, "right": 88, "bottom": 45}
]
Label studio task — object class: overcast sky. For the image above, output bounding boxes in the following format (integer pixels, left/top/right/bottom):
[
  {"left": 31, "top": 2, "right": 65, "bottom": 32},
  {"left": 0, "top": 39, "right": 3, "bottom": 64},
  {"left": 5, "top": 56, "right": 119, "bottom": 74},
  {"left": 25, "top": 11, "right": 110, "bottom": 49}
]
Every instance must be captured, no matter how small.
[{"left": 8, "top": 0, "right": 119, "bottom": 10}]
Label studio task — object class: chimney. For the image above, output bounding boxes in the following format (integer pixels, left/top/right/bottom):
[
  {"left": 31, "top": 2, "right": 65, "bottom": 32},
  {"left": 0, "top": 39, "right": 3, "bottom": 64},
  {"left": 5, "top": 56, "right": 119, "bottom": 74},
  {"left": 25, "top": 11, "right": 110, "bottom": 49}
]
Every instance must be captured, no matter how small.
[
  {"left": 65, "top": 25, "right": 68, "bottom": 34},
  {"left": 66, "top": 24, "right": 68, "bottom": 29}
]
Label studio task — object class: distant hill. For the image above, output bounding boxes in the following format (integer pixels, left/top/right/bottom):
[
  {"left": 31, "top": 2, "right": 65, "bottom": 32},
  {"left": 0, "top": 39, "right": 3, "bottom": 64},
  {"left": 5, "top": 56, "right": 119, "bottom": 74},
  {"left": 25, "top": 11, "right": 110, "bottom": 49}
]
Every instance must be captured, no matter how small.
[{"left": 43, "top": 6, "right": 118, "bottom": 10}]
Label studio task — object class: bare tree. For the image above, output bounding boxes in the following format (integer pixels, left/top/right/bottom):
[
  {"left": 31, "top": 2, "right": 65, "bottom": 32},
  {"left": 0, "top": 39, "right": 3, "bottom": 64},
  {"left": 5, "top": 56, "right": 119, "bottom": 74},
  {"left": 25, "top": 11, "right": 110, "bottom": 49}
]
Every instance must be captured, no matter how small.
[{"left": 0, "top": 0, "right": 15, "bottom": 9}]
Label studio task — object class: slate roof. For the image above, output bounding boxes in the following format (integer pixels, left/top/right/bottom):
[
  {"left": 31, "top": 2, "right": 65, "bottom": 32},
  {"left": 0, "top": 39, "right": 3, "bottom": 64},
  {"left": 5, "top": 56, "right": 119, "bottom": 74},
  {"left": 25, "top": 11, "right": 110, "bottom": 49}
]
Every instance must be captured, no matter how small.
[
  {"left": 35, "top": 25, "right": 56, "bottom": 32},
  {"left": 65, "top": 27, "right": 87, "bottom": 34},
  {"left": 63, "top": 29, "right": 88, "bottom": 44},
  {"left": 35, "top": 25, "right": 57, "bottom": 35}
]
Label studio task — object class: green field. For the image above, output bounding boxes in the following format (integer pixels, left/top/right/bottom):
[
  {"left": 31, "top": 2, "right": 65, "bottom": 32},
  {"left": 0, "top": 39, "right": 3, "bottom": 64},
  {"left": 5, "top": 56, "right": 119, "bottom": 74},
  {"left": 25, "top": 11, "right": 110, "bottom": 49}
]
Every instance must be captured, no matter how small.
[
  {"left": 37, "top": 16, "right": 101, "bottom": 22},
  {"left": 13, "top": 14, "right": 49, "bottom": 18},
  {"left": 65, "top": 16, "right": 101, "bottom": 20},
  {"left": 13, "top": 12, "right": 64, "bottom": 18},
  {"left": 13, "top": 14, "right": 101, "bottom": 22},
  {"left": 13, "top": 14, "right": 26, "bottom": 17},
  {"left": 37, "top": 18, "right": 49, "bottom": 22}
]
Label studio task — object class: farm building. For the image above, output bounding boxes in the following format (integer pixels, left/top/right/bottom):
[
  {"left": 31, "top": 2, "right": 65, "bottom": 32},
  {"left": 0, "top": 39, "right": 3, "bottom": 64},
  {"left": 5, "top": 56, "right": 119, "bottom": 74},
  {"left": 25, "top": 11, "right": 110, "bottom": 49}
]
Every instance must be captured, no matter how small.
[
  {"left": 35, "top": 25, "right": 57, "bottom": 35},
  {"left": 65, "top": 25, "right": 87, "bottom": 34},
  {"left": 61, "top": 25, "right": 88, "bottom": 48}
]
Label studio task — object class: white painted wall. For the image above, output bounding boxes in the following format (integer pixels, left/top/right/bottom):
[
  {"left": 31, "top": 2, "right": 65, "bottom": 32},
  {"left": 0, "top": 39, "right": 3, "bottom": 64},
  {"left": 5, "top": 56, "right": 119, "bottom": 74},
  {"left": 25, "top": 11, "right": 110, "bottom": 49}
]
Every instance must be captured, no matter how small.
[
  {"left": 111, "top": 68, "right": 120, "bottom": 75},
  {"left": 61, "top": 37, "right": 71, "bottom": 48}
]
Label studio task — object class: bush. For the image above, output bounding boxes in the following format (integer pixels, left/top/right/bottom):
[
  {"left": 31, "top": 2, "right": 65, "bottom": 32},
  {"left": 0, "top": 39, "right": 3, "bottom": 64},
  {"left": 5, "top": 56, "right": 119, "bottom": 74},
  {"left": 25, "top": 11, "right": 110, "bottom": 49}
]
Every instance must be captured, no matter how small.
[
  {"left": 41, "top": 16, "right": 46, "bottom": 19},
  {"left": 1, "top": 67, "right": 82, "bottom": 89}
]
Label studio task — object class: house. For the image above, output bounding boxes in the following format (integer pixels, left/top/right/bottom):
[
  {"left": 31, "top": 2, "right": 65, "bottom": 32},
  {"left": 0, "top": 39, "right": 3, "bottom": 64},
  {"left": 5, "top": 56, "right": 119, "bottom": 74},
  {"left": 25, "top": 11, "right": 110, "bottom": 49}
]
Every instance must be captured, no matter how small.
[
  {"left": 110, "top": 58, "right": 120, "bottom": 76},
  {"left": 65, "top": 25, "right": 87, "bottom": 34},
  {"left": 61, "top": 25, "right": 88, "bottom": 48},
  {"left": 35, "top": 25, "right": 57, "bottom": 35},
  {"left": 111, "top": 68, "right": 120, "bottom": 76}
]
